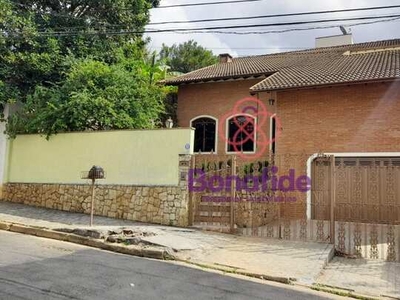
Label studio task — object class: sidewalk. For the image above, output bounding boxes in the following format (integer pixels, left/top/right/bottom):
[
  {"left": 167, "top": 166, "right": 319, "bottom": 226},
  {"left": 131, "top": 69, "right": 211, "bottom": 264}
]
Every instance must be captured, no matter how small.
[
  {"left": 316, "top": 257, "right": 400, "bottom": 298},
  {"left": 0, "top": 201, "right": 399, "bottom": 298}
]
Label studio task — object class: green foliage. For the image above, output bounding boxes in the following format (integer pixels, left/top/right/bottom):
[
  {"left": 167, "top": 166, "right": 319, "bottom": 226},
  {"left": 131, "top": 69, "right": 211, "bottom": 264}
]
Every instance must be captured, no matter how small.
[
  {"left": 12, "top": 0, "right": 159, "bottom": 61},
  {"left": 162, "top": 90, "right": 178, "bottom": 127},
  {"left": 242, "top": 161, "right": 269, "bottom": 175},
  {"left": 159, "top": 40, "right": 218, "bottom": 73},
  {"left": 0, "top": 0, "right": 37, "bottom": 106},
  {"left": 6, "top": 57, "right": 165, "bottom": 138},
  {"left": 1, "top": 0, "right": 175, "bottom": 138},
  {"left": 0, "top": 0, "right": 159, "bottom": 106}
]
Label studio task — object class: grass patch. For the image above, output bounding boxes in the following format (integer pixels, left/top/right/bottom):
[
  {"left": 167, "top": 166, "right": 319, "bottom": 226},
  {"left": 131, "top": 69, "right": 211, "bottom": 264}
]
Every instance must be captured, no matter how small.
[{"left": 314, "top": 283, "right": 354, "bottom": 292}]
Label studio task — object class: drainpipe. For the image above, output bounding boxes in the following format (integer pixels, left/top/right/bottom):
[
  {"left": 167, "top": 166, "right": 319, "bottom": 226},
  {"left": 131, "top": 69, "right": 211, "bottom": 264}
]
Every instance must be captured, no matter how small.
[{"left": 0, "top": 104, "right": 9, "bottom": 199}]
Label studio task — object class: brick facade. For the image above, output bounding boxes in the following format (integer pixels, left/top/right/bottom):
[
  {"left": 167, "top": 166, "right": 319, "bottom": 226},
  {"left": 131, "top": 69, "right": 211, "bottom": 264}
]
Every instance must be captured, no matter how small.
[
  {"left": 276, "top": 81, "right": 400, "bottom": 155},
  {"left": 177, "top": 79, "right": 276, "bottom": 155},
  {"left": 275, "top": 81, "right": 400, "bottom": 218},
  {"left": 178, "top": 80, "right": 400, "bottom": 156},
  {"left": 177, "top": 80, "right": 400, "bottom": 220}
]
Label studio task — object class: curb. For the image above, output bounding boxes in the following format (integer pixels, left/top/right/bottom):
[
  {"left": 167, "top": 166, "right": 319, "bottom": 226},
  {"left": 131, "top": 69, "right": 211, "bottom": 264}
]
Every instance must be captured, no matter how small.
[
  {"left": 1, "top": 220, "right": 295, "bottom": 286},
  {"left": 310, "top": 284, "right": 382, "bottom": 300},
  {"left": 2, "top": 220, "right": 393, "bottom": 300},
  {"left": 0, "top": 221, "right": 174, "bottom": 261},
  {"left": 176, "top": 259, "right": 294, "bottom": 285},
  {"left": 311, "top": 283, "right": 400, "bottom": 300}
]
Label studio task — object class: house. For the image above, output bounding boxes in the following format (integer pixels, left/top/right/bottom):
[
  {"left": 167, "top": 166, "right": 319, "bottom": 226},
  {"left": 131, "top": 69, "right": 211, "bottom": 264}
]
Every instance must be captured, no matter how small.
[
  {"left": 165, "top": 37, "right": 400, "bottom": 158},
  {"left": 164, "top": 37, "right": 400, "bottom": 259}
]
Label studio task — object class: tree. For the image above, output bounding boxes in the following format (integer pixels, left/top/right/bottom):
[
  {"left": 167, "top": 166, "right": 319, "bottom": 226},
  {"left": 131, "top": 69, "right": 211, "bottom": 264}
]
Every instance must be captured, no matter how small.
[
  {"left": 0, "top": 0, "right": 38, "bottom": 107},
  {"left": 6, "top": 56, "right": 166, "bottom": 138},
  {"left": 0, "top": 0, "right": 159, "bottom": 106},
  {"left": 159, "top": 40, "right": 218, "bottom": 73},
  {"left": 1, "top": 0, "right": 171, "bottom": 137}
]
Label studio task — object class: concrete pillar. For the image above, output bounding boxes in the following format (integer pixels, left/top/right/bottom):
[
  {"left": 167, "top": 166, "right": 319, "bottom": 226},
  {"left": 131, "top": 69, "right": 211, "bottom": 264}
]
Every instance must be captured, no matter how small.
[
  {"left": 0, "top": 104, "right": 9, "bottom": 199},
  {"left": 178, "top": 154, "right": 191, "bottom": 187},
  {"left": 179, "top": 154, "right": 192, "bottom": 225}
]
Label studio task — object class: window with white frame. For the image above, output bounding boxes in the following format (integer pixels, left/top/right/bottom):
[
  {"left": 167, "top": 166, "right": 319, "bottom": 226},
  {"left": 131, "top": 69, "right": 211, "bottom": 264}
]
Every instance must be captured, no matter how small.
[
  {"left": 227, "top": 115, "right": 255, "bottom": 152},
  {"left": 191, "top": 117, "right": 217, "bottom": 153}
]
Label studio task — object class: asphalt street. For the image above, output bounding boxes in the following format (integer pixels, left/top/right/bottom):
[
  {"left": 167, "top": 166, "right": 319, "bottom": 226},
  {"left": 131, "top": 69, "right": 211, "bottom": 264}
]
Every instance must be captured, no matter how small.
[{"left": 0, "top": 231, "right": 343, "bottom": 300}]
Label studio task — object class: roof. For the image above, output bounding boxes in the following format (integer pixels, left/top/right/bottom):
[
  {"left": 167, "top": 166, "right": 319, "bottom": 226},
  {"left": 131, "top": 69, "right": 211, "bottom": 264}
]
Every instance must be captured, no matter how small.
[{"left": 164, "top": 39, "right": 400, "bottom": 92}]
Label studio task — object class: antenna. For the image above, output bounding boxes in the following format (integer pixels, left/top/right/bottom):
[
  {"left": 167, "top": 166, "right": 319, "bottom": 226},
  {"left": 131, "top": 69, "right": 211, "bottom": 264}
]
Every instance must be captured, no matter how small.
[{"left": 340, "top": 26, "right": 349, "bottom": 35}]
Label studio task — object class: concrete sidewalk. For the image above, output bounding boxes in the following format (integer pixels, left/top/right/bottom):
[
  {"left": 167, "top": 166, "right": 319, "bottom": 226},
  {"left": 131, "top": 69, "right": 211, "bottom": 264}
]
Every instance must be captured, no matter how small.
[
  {"left": 316, "top": 257, "right": 400, "bottom": 298},
  {"left": 0, "top": 202, "right": 332, "bottom": 284}
]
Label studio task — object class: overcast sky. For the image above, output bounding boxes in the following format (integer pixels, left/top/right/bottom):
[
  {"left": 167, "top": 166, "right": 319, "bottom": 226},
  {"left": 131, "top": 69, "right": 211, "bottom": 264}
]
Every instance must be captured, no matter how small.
[{"left": 145, "top": 0, "right": 400, "bottom": 57}]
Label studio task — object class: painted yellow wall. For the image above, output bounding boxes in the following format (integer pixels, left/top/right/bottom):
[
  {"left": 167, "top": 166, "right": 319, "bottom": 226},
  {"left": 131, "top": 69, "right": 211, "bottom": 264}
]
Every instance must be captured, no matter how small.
[{"left": 6, "top": 129, "right": 194, "bottom": 185}]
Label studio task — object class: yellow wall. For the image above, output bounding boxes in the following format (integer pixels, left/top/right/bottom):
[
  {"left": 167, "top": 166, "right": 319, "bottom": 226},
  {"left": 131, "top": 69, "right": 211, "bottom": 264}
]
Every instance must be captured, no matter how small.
[{"left": 6, "top": 129, "right": 194, "bottom": 185}]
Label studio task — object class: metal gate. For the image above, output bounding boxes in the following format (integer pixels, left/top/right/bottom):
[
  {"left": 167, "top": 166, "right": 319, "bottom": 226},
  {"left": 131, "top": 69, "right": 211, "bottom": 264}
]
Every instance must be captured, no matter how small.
[
  {"left": 189, "top": 153, "right": 399, "bottom": 261},
  {"left": 333, "top": 157, "right": 400, "bottom": 261},
  {"left": 189, "top": 153, "right": 333, "bottom": 240}
]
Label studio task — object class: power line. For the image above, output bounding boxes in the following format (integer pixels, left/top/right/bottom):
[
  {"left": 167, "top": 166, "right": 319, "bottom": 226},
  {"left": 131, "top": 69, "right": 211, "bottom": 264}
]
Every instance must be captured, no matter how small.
[
  {"left": 147, "top": 14, "right": 400, "bottom": 32},
  {"left": 5, "top": 14, "right": 400, "bottom": 38},
  {"left": 148, "top": 46, "right": 306, "bottom": 49},
  {"left": 146, "top": 45, "right": 309, "bottom": 56},
  {"left": 35, "top": 14, "right": 400, "bottom": 35},
  {"left": 170, "top": 17, "right": 400, "bottom": 35},
  {"left": 12, "top": 2, "right": 400, "bottom": 34},
  {"left": 149, "top": 4, "right": 400, "bottom": 25},
  {"left": 152, "top": 0, "right": 261, "bottom": 9}
]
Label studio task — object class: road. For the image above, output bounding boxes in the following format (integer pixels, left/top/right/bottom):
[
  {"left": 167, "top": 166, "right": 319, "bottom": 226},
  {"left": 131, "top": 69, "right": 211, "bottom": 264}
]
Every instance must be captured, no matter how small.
[{"left": 0, "top": 231, "right": 343, "bottom": 300}]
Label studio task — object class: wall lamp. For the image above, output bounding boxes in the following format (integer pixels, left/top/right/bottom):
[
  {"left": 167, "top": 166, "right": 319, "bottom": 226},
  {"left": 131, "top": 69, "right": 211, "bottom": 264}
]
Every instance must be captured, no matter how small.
[{"left": 165, "top": 117, "right": 174, "bottom": 129}]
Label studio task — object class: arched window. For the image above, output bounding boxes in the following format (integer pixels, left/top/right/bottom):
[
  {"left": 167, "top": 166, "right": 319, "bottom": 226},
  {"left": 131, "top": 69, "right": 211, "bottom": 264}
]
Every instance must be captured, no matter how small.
[
  {"left": 191, "top": 117, "right": 217, "bottom": 153},
  {"left": 227, "top": 115, "right": 255, "bottom": 152}
]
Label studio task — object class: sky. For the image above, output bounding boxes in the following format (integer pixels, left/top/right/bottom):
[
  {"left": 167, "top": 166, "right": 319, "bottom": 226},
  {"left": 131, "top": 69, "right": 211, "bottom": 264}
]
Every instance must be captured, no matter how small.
[{"left": 145, "top": 0, "right": 400, "bottom": 57}]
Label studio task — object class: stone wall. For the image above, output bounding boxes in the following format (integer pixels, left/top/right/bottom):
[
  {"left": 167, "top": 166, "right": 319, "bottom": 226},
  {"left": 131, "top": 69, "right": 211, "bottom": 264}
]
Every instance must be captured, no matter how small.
[{"left": 2, "top": 183, "right": 189, "bottom": 226}]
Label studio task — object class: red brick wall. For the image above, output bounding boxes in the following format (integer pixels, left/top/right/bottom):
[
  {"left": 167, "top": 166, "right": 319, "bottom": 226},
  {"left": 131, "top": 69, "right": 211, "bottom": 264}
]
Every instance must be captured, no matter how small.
[
  {"left": 275, "top": 81, "right": 400, "bottom": 219},
  {"left": 178, "top": 80, "right": 400, "bottom": 219},
  {"left": 178, "top": 80, "right": 400, "bottom": 155},
  {"left": 276, "top": 81, "right": 400, "bottom": 155},
  {"left": 177, "top": 79, "right": 276, "bottom": 155}
]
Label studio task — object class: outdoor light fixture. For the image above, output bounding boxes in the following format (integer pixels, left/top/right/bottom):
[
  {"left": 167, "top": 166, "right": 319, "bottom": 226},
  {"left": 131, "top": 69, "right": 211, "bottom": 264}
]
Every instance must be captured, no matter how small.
[
  {"left": 268, "top": 98, "right": 275, "bottom": 106},
  {"left": 165, "top": 117, "right": 174, "bottom": 128}
]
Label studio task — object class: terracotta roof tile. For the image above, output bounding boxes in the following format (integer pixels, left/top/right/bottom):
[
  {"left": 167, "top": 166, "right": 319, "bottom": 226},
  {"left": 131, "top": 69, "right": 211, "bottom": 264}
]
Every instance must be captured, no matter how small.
[{"left": 164, "top": 39, "right": 400, "bottom": 91}]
